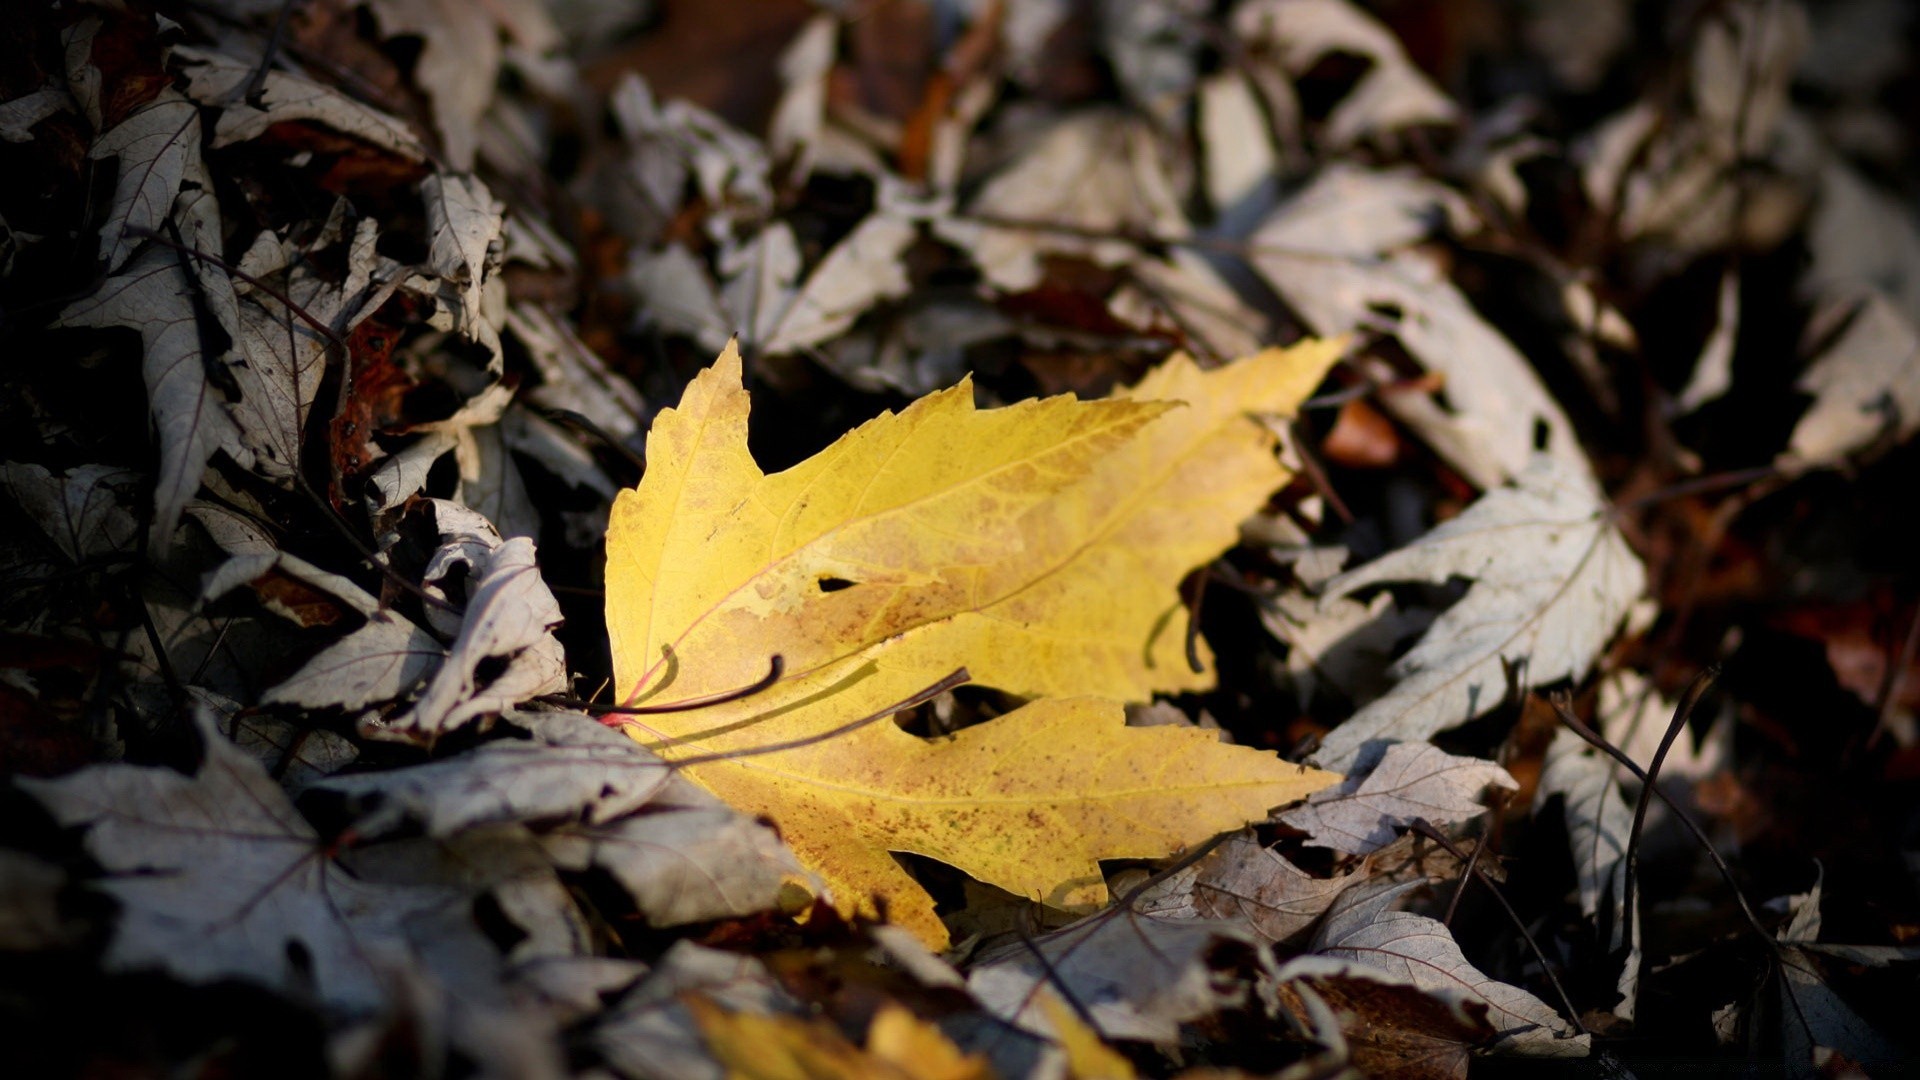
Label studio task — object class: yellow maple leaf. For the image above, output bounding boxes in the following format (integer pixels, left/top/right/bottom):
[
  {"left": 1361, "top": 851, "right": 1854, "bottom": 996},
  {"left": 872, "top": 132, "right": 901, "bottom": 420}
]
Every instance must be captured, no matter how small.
[{"left": 605, "top": 340, "right": 1344, "bottom": 946}]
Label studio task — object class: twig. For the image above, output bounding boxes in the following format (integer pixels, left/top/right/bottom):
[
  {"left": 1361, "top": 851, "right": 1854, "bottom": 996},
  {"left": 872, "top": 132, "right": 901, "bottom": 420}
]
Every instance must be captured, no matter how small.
[{"left": 1620, "top": 666, "right": 1718, "bottom": 956}]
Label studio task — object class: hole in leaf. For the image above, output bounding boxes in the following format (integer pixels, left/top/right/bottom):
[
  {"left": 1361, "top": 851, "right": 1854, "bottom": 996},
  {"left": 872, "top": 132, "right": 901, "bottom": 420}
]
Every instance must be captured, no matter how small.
[{"left": 817, "top": 576, "right": 856, "bottom": 593}]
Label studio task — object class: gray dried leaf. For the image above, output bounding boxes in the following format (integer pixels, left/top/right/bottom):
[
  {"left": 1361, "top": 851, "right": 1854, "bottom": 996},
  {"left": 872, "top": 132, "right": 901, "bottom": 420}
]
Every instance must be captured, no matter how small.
[
  {"left": 16, "top": 708, "right": 484, "bottom": 1013},
  {"left": 0, "top": 85, "right": 68, "bottom": 142},
  {"left": 540, "top": 774, "right": 813, "bottom": 928},
  {"left": 945, "top": 110, "right": 1187, "bottom": 292},
  {"left": 57, "top": 242, "right": 243, "bottom": 544},
  {"left": 1233, "top": 0, "right": 1457, "bottom": 148},
  {"left": 1784, "top": 291, "right": 1920, "bottom": 468},
  {"left": 87, "top": 89, "right": 209, "bottom": 272},
  {"left": 1311, "top": 454, "right": 1645, "bottom": 772},
  {"left": 368, "top": 510, "right": 566, "bottom": 744},
  {"left": 593, "top": 942, "right": 799, "bottom": 1080},
  {"left": 1314, "top": 883, "right": 1589, "bottom": 1056},
  {"left": 1280, "top": 742, "right": 1516, "bottom": 855},
  {"left": 1534, "top": 727, "right": 1638, "bottom": 1018},
  {"left": 0, "top": 462, "right": 140, "bottom": 564},
  {"left": 760, "top": 205, "right": 918, "bottom": 356},
  {"left": 311, "top": 710, "right": 673, "bottom": 837},
  {"left": 1135, "top": 831, "right": 1354, "bottom": 945},
  {"left": 968, "top": 912, "right": 1276, "bottom": 1044},
  {"left": 264, "top": 611, "right": 445, "bottom": 711},
  {"left": 424, "top": 173, "right": 506, "bottom": 343},
  {"left": 174, "top": 46, "right": 425, "bottom": 160},
  {"left": 1252, "top": 236, "right": 1579, "bottom": 488}
]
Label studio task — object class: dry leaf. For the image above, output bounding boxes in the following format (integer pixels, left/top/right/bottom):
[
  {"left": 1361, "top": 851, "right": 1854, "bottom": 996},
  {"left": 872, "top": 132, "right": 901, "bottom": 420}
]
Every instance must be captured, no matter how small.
[
  {"left": 1275, "top": 955, "right": 1495, "bottom": 1080},
  {"left": 1135, "top": 831, "right": 1354, "bottom": 945},
  {"left": 1279, "top": 743, "right": 1516, "bottom": 855},
  {"left": 603, "top": 341, "right": 1344, "bottom": 945},
  {"left": 1533, "top": 726, "right": 1638, "bottom": 1019},
  {"left": 1232, "top": 0, "right": 1457, "bottom": 148},
  {"left": 592, "top": 942, "right": 802, "bottom": 1080},
  {"left": 1313, "top": 883, "right": 1588, "bottom": 1056},
  {"left": 969, "top": 911, "right": 1276, "bottom": 1044},
  {"left": 16, "top": 707, "right": 490, "bottom": 1012},
  {"left": 1311, "top": 454, "right": 1645, "bottom": 772},
  {"left": 366, "top": 502, "right": 567, "bottom": 744},
  {"left": 1784, "top": 292, "right": 1920, "bottom": 468}
]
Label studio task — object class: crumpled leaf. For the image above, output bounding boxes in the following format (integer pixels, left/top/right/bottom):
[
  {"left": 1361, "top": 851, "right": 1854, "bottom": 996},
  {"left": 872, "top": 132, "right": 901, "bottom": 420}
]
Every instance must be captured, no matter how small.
[
  {"left": 423, "top": 173, "right": 506, "bottom": 351},
  {"left": 1314, "top": 883, "right": 1588, "bottom": 1056},
  {"left": 605, "top": 341, "right": 1344, "bottom": 944},
  {"left": 312, "top": 705, "right": 813, "bottom": 927},
  {"left": 363, "top": 0, "right": 558, "bottom": 171},
  {"left": 0, "top": 85, "right": 68, "bottom": 142},
  {"left": 15, "top": 707, "right": 490, "bottom": 1013},
  {"left": 366, "top": 503, "right": 567, "bottom": 744},
  {"left": 969, "top": 911, "right": 1277, "bottom": 1044},
  {"left": 1311, "top": 454, "right": 1646, "bottom": 772},
  {"left": 1279, "top": 742, "right": 1517, "bottom": 855}
]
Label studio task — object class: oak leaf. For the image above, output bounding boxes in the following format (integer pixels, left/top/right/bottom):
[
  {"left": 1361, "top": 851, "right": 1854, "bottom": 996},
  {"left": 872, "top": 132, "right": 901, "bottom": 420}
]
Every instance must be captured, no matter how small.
[{"left": 604, "top": 341, "right": 1344, "bottom": 945}]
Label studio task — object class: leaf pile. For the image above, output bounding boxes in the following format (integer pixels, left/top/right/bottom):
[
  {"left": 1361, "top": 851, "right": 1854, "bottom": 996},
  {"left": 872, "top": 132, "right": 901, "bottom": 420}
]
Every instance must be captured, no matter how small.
[{"left": 3, "top": 1, "right": 1919, "bottom": 1078}]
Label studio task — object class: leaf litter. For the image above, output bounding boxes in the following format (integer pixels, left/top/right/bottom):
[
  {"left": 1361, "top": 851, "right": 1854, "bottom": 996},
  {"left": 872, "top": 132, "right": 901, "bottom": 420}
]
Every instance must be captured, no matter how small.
[{"left": 3, "top": 0, "right": 1919, "bottom": 1076}]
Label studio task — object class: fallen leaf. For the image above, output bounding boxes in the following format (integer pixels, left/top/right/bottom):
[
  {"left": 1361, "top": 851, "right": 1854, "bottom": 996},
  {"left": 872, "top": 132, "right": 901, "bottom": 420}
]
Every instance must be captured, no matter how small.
[
  {"left": 592, "top": 942, "right": 803, "bottom": 1080},
  {"left": 173, "top": 45, "right": 426, "bottom": 160},
  {"left": 365, "top": 501, "right": 567, "bottom": 744},
  {"left": 1278, "top": 742, "right": 1516, "bottom": 855},
  {"left": 604, "top": 341, "right": 1344, "bottom": 944},
  {"left": 1311, "top": 454, "right": 1645, "bottom": 772},
  {"left": 1533, "top": 727, "right": 1638, "bottom": 1019},
  {"left": 1135, "top": 830, "right": 1354, "bottom": 945},
  {"left": 1274, "top": 954, "right": 1495, "bottom": 1080},
  {"left": 56, "top": 241, "right": 243, "bottom": 545},
  {"left": 15, "top": 706, "right": 492, "bottom": 1012},
  {"left": 1248, "top": 169, "right": 1582, "bottom": 488},
  {"left": 0, "top": 462, "right": 141, "bottom": 564},
  {"left": 969, "top": 911, "right": 1276, "bottom": 1044},
  {"left": 1783, "top": 292, "right": 1920, "bottom": 469},
  {"left": 86, "top": 88, "right": 208, "bottom": 272},
  {"left": 1313, "top": 883, "right": 1589, "bottom": 1056},
  {"left": 688, "top": 995, "right": 994, "bottom": 1080},
  {"left": 1232, "top": 0, "right": 1457, "bottom": 148}
]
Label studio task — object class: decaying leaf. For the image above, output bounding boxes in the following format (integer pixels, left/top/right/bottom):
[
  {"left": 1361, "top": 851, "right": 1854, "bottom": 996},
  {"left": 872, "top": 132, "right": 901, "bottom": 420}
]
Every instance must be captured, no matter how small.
[
  {"left": 1275, "top": 954, "right": 1496, "bottom": 1080},
  {"left": 16, "top": 708, "right": 493, "bottom": 1013},
  {"left": 367, "top": 502, "right": 567, "bottom": 744},
  {"left": 604, "top": 341, "right": 1345, "bottom": 944},
  {"left": 1135, "top": 830, "right": 1355, "bottom": 945},
  {"left": 1313, "top": 883, "right": 1589, "bottom": 1056},
  {"left": 1784, "top": 291, "right": 1920, "bottom": 468},
  {"left": 688, "top": 996, "right": 995, "bottom": 1080},
  {"left": 969, "top": 911, "right": 1277, "bottom": 1044},
  {"left": 1278, "top": 742, "right": 1516, "bottom": 855},
  {"left": 1311, "top": 454, "right": 1645, "bottom": 772}
]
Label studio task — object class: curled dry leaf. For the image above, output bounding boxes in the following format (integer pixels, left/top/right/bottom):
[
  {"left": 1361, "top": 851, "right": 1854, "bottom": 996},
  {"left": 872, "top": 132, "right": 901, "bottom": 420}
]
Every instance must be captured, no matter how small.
[
  {"left": 368, "top": 505, "right": 567, "bottom": 744},
  {"left": 604, "top": 341, "right": 1346, "bottom": 945},
  {"left": 1311, "top": 454, "right": 1646, "bottom": 773}
]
